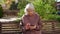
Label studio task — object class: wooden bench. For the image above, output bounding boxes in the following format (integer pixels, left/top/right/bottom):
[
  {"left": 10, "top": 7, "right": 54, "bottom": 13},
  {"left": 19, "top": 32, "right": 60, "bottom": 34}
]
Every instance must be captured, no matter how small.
[{"left": 0, "top": 18, "right": 21, "bottom": 34}]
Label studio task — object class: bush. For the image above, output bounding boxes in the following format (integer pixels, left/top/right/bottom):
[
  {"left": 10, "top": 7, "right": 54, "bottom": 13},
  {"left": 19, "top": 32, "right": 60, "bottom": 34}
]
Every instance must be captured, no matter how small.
[
  {"left": 18, "top": 9, "right": 24, "bottom": 17},
  {"left": 32, "top": 0, "right": 56, "bottom": 20},
  {"left": 17, "top": 0, "right": 29, "bottom": 17},
  {"left": 17, "top": 0, "right": 29, "bottom": 9},
  {"left": 0, "top": 5, "right": 3, "bottom": 18},
  {"left": 9, "top": 1, "right": 19, "bottom": 10},
  {"left": 55, "top": 15, "right": 60, "bottom": 22}
]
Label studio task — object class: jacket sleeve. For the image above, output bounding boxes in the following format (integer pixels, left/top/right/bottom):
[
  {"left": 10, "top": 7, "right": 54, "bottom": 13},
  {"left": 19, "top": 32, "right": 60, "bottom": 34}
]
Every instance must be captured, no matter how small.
[
  {"left": 20, "top": 16, "right": 30, "bottom": 32},
  {"left": 36, "top": 16, "right": 43, "bottom": 31},
  {"left": 19, "top": 19, "right": 26, "bottom": 32}
]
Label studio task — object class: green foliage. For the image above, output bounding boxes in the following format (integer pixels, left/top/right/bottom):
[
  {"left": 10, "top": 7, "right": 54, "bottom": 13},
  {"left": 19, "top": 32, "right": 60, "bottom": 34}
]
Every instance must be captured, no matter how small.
[
  {"left": 55, "top": 15, "right": 60, "bottom": 22},
  {"left": 9, "top": 1, "right": 18, "bottom": 10},
  {"left": 0, "top": 0, "right": 4, "bottom": 4},
  {"left": 18, "top": 9, "right": 24, "bottom": 17},
  {"left": 0, "top": 5, "right": 3, "bottom": 18},
  {"left": 18, "top": 0, "right": 29, "bottom": 9},
  {"left": 0, "top": 0, "right": 60, "bottom": 21},
  {"left": 17, "top": 0, "right": 29, "bottom": 17},
  {"left": 32, "top": 0, "right": 56, "bottom": 20},
  {"left": 17, "top": 0, "right": 60, "bottom": 21}
]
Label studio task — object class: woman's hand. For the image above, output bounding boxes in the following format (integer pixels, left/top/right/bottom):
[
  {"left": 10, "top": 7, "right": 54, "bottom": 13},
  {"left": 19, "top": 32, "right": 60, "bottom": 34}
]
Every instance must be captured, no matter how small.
[
  {"left": 25, "top": 23, "right": 30, "bottom": 30},
  {"left": 30, "top": 25, "right": 36, "bottom": 30},
  {"left": 25, "top": 23, "right": 37, "bottom": 30}
]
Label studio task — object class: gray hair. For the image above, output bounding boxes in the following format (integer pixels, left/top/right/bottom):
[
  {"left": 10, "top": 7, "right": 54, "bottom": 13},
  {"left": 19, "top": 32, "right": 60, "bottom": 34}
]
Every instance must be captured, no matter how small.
[
  {"left": 24, "top": 3, "right": 35, "bottom": 14},
  {"left": 15, "top": 0, "right": 18, "bottom": 3}
]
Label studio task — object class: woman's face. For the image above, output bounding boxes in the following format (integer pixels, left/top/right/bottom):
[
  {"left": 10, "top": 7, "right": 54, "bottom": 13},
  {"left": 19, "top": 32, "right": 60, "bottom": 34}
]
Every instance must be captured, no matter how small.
[{"left": 27, "top": 9, "right": 34, "bottom": 16}]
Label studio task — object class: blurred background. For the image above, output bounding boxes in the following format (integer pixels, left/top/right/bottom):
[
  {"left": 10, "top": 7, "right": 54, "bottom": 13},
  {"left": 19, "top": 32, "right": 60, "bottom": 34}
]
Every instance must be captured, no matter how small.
[{"left": 0, "top": 0, "right": 60, "bottom": 34}]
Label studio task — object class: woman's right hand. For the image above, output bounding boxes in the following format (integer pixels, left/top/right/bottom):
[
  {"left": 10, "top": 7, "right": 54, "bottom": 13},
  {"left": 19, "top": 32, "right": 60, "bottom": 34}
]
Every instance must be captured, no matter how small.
[{"left": 25, "top": 23, "right": 30, "bottom": 30}]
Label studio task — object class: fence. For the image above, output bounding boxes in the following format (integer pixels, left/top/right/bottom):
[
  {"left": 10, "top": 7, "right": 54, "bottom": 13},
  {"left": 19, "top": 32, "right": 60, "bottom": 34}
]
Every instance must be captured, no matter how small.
[{"left": 42, "top": 20, "right": 60, "bottom": 34}]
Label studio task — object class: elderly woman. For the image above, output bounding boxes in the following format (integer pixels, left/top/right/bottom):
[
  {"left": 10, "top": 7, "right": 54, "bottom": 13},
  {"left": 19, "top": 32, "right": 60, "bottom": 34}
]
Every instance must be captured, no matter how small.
[{"left": 20, "top": 3, "right": 42, "bottom": 34}]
